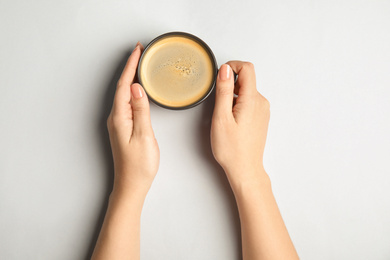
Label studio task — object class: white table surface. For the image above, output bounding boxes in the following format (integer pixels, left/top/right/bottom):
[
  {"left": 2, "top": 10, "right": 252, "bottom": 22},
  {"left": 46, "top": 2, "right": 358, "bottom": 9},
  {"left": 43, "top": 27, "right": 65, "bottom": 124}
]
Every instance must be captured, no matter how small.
[{"left": 1, "top": 0, "right": 390, "bottom": 259}]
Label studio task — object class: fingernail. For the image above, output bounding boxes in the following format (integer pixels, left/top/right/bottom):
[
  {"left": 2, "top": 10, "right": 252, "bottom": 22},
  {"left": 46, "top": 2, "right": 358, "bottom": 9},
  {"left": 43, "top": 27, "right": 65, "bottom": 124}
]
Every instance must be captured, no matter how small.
[
  {"left": 131, "top": 84, "right": 143, "bottom": 99},
  {"left": 219, "top": 64, "right": 231, "bottom": 81},
  {"left": 136, "top": 41, "right": 141, "bottom": 47}
]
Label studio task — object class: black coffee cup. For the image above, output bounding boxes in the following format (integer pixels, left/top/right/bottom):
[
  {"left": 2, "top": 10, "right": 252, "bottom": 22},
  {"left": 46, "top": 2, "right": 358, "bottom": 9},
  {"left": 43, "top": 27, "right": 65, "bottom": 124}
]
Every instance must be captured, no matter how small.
[{"left": 137, "top": 32, "right": 218, "bottom": 110}]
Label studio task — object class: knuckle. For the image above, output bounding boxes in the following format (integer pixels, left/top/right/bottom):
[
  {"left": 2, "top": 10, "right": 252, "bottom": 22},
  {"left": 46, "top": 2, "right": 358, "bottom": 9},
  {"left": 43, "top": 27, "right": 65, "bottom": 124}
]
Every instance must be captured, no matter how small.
[
  {"left": 110, "top": 115, "right": 123, "bottom": 128},
  {"left": 262, "top": 97, "right": 270, "bottom": 109},
  {"left": 243, "top": 62, "right": 255, "bottom": 70},
  {"left": 132, "top": 105, "right": 146, "bottom": 113},
  {"left": 256, "top": 94, "right": 270, "bottom": 109},
  {"left": 216, "top": 85, "right": 233, "bottom": 96}
]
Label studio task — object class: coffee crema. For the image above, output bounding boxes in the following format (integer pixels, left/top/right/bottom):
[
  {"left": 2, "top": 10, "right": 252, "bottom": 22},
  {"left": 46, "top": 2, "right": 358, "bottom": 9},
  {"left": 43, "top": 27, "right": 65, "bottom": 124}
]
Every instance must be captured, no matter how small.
[{"left": 139, "top": 35, "right": 216, "bottom": 108}]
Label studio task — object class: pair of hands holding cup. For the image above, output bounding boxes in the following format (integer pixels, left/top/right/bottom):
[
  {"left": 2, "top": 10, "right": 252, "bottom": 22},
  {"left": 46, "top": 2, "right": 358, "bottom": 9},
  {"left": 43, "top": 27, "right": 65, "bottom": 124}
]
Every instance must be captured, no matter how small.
[
  {"left": 107, "top": 42, "right": 270, "bottom": 195},
  {"left": 93, "top": 42, "right": 298, "bottom": 260}
]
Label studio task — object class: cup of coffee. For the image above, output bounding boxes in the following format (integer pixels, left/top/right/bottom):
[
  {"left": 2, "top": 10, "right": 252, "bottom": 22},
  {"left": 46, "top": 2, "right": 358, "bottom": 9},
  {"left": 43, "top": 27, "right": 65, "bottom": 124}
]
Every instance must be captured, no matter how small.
[{"left": 138, "top": 32, "right": 218, "bottom": 110}]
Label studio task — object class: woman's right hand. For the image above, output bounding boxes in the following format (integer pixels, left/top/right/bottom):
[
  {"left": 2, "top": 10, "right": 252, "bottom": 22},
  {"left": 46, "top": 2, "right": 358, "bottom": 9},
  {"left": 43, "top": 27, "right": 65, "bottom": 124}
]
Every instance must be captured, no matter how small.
[
  {"left": 107, "top": 42, "right": 159, "bottom": 196},
  {"left": 211, "top": 61, "right": 271, "bottom": 191}
]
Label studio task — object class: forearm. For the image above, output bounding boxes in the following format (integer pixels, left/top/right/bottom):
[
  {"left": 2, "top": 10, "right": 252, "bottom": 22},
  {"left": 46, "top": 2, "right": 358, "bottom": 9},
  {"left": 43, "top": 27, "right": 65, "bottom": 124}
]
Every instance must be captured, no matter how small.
[
  {"left": 91, "top": 183, "right": 149, "bottom": 260},
  {"left": 229, "top": 169, "right": 298, "bottom": 260},
  {"left": 93, "top": 42, "right": 158, "bottom": 260}
]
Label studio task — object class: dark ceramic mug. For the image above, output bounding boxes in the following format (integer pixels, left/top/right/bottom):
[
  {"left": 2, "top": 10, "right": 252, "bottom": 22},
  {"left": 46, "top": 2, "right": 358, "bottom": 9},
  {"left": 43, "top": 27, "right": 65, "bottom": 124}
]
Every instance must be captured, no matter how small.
[{"left": 137, "top": 32, "right": 218, "bottom": 110}]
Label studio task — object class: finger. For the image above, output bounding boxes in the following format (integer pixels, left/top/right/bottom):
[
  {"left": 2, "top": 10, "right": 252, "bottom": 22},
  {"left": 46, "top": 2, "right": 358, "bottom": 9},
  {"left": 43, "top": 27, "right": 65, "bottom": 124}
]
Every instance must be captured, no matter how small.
[
  {"left": 130, "top": 83, "right": 153, "bottom": 137},
  {"left": 139, "top": 42, "right": 145, "bottom": 52},
  {"left": 118, "top": 42, "right": 142, "bottom": 86},
  {"left": 226, "top": 61, "right": 257, "bottom": 97},
  {"left": 113, "top": 42, "right": 143, "bottom": 112},
  {"left": 214, "top": 64, "right": 235, "bottom": 119}
]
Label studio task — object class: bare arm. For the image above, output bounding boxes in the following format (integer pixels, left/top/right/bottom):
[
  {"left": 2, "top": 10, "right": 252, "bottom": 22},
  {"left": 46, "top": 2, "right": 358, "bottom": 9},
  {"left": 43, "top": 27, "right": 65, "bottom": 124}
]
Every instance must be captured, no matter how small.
[
  {"left": 211, "top": 61, "right": 299, "bottom": 260},
  {"left": 92, "top": 42, "right": 159, "bottom": 260}
]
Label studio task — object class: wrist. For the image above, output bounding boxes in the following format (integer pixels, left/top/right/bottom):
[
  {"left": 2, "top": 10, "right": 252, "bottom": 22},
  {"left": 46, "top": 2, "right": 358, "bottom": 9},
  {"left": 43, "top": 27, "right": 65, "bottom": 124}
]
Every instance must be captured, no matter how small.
[
  {"left": 113, "top": 169, "right": 154, "bottom": 194},
  {"left": 224, "top": 167, "right": 271, "bottom": 197},
  {"left": 108, "top": 185, "right": 147, "bottom": 214},
  {"left": 111, "top": 178, "right": 151, "bottom": 202}
]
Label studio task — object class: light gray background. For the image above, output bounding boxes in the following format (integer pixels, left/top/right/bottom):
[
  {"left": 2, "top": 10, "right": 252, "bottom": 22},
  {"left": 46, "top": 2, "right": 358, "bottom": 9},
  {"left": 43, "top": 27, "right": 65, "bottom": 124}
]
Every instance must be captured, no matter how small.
[{"left": 1, "top": 0, "right": 389, "bottom": 259}]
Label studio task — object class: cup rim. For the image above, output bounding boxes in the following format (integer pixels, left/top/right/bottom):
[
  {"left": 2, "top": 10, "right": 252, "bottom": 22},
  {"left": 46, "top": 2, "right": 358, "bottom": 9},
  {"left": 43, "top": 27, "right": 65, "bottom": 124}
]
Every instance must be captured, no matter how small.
[{"left": 137, "top": 31, "right": 218, "bottom": 110}]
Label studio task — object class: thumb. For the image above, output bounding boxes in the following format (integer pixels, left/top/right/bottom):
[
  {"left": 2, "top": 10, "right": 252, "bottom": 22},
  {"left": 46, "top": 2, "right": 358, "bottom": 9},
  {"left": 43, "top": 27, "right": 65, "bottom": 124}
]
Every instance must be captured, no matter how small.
[
  {"left": 130, "top": 83, "right": 153, "bottom": 136},
  {"left": 214, "top": 64, "right": 234, "bottom": 119}
]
